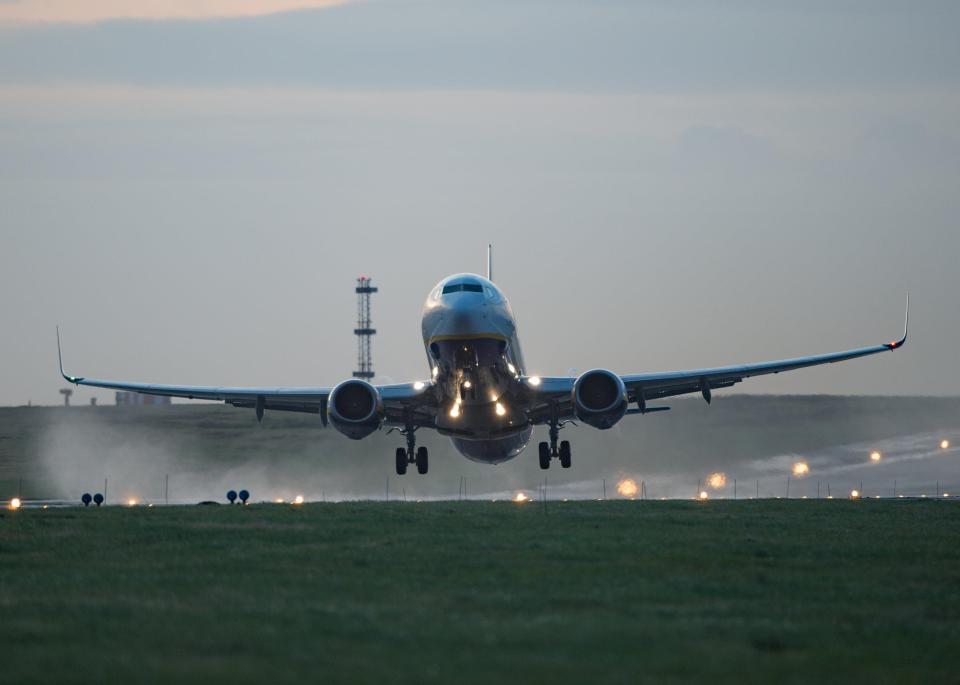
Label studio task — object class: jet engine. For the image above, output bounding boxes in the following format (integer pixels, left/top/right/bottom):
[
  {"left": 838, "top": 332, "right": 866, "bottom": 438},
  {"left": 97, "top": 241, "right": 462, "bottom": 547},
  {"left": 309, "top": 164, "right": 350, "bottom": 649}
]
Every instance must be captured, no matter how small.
[
  {"left": 327, "top": 379, "right": 384, "bottom": 439},
  {"left": 572, "top": 369, "right": 627, "bottom": 429}
]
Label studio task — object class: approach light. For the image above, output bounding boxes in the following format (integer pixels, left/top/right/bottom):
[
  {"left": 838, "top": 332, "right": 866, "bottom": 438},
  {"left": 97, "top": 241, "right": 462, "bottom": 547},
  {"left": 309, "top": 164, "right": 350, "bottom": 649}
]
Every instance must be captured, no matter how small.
[
  {"left": 9, "top": 497, "right": 21, "bottom": 511},
  {"left": 81, "top": 493, "right": 92, "bottom": 507},
  {"left": 495, "top": 402, "right": 507, "bottom": 417},
  {"left": 851, "top": 490, "right": 860, "bottom": 499},
  {"left": 870, "top": 451, "right": 881, "bottom": 462},
  {"left": 239, "top": 489, "right": 250, "bottom": 504},
  {"left": 699, "top": 491, "right": 709, "bottom": 500},
  {"left": 227, "top": 490, "right": 237, "bottom": 504},
  {"left": 275, "top": 498, "right": 285, "bottom": 504},
  {"left": 941, "top": 440, "right": 950, "bottom": 450},
  {"left": 127, "top": 498, "right": 137, "bottom": 507},
  {"left": 528, "top": 376, "right": 542, "bottom": 387},
  {"left": 413, "top": 381, "right": 426, "bottom": 391},
  {"left": 513, "top": 491, "right": 528, "bottom": 503},
  {"left": 93, "top": 493, "right": 104, "bottom": 506},
  {"left": 293, "top": 495, "right": 304, "bottom": 505},
  {"left": 792, "top": 462, "right": 810, "bottom": 477}
]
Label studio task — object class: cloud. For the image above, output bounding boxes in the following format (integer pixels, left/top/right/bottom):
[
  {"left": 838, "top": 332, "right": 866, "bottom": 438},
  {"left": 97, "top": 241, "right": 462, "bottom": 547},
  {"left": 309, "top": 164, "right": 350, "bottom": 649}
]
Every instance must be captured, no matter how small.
[{"left": 0, "top": 0, "right": 349, "bottom": 24}]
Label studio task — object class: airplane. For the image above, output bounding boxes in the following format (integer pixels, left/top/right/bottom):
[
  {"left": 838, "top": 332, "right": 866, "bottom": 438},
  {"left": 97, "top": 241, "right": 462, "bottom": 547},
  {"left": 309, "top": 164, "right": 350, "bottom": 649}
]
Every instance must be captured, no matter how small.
[{"left": 58, "top": 247, "right": 908, "bottom": 476}]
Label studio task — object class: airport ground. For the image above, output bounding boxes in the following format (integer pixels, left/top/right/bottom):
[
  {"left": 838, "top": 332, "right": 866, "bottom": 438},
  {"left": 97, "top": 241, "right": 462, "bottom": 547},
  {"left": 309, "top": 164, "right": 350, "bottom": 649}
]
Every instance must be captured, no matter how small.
[
  {"left": 3, "top": 396, "right": 960, "bottom": 502},
  {"left": 2, "top": 499, "right": 959, "bottom": 683}
]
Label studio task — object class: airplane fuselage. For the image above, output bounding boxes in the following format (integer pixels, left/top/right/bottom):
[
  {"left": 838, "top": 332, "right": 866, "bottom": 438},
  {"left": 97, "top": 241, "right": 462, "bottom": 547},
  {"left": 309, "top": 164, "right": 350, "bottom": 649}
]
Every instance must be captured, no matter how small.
[{"left": 421, "top": 274, "right": 532, "bottom": 463}]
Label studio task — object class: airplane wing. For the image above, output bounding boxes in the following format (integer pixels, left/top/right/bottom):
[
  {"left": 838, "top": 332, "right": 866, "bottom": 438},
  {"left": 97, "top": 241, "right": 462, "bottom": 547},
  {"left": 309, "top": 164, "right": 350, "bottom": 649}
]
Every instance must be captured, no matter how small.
[
  {"left": 57, "top": 330, "right": 435, "bottom": 424},
  {"left": 523, "top": 297, "right": 909, "bottom": 421}
]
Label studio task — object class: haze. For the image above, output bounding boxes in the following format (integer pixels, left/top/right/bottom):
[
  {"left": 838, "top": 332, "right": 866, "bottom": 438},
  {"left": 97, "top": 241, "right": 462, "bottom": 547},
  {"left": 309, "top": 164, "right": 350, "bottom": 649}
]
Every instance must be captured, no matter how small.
[{"left": 1, "top": 0, "right": 958, "bottom": 406}]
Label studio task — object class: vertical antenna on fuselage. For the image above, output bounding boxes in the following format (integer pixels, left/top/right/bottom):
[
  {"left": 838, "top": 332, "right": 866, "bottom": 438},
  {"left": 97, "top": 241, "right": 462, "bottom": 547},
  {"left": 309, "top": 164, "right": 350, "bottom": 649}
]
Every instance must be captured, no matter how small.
[{"left": 487, "top": 244, "right": 493, "bottom": 281}]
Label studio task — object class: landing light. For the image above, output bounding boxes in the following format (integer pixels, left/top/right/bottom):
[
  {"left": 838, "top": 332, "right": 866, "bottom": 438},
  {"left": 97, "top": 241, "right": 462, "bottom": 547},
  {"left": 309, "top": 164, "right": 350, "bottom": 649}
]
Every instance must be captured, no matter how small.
[
  {"left": 293, "top": 495, "right": 304, "bottom": 505},
  {"left": 792, "top": 462, "right": 810, "bottom": 477},
  {"left": 463, "top": 380, "right": 472, "bottom": 389},
  {"left": 413, "top": 381, "right": 426, "bottom": 391},
  {"left": 432, "top": 366, "right": 439, "bottom": 379},
  {"left": 513, "top": 491, "right": 528, "bottom": 503},
  {"left": 707, "top": 472, "right": 726, "bottom": 489},
  {"left": 941, "top": 440, "right": 950, "bottom": 450},
  {"left": 507, "top": 363, "right": 516, "bottom": 374},
  {"left": 495, "top": 402, "right": 506, "bottom": 417},
  {"left": 450, "top": 402, "right": 461, "bottom": 418},
  {"left": 528, "top": 376, "right": 541, "bottom": 387},
  {"left": 616, "top": 479, "right": 638, "bottom": 498},
  {"left": 9, "top": 497, "right": 21, "bottom": 510},
  {"left": 870, "top": 451, "right": 881, "bottom": 462}
]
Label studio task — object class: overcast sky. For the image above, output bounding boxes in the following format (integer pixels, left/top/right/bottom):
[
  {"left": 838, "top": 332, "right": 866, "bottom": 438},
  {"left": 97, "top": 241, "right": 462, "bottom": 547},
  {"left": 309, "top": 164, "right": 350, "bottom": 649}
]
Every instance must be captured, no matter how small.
[{"left": 1, "top": 0, "right": 958, "bottom": 406}]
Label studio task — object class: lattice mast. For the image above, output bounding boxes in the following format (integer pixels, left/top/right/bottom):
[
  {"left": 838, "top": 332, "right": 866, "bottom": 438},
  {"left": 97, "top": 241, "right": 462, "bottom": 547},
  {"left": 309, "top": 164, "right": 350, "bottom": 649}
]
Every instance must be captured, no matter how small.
[{"left": 353, "top": 276, "right": 377, "bottom": 379}]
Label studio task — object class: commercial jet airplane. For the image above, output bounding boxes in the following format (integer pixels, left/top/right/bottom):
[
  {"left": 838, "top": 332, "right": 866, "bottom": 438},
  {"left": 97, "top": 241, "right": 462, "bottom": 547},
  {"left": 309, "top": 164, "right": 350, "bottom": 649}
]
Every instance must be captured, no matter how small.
[{"left": 58, "top": 247, "right": 908, "bottom": 476}]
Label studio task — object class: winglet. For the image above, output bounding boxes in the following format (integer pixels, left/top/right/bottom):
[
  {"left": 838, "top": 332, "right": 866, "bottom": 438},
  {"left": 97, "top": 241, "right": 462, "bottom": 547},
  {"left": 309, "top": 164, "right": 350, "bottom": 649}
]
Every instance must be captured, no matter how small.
[
  {"left": 886, "top": 293, "right": 909, "bottom": 350},
  {"left": 57, "top": 326, "right": 82, "bottom": 384}
]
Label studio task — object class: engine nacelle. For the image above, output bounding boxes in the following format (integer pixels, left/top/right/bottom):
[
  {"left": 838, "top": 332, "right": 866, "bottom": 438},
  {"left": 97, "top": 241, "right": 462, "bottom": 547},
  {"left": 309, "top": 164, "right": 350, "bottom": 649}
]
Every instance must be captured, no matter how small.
[
  {"left": 572, "top": 369, "right": 628, "bottom": 429},
  {"left": 327, "top": 379, "right": 384, "bottom": 440}
]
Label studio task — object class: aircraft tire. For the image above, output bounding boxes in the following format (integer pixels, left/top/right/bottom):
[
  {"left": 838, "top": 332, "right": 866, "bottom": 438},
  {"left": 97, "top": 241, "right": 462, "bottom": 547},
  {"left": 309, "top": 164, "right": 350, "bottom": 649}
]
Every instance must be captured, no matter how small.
[
  {"left": 538, "top": 441, "right": 550, "bottom": 470},
  {"left": 559, "top": 441, "right": 572, "bottom": 468},
  {"left": 416, "top": 446, "right": 429, "bottom": 474},
  {"left": 396, "top": 447, "right": 408, "bottom": 475}
]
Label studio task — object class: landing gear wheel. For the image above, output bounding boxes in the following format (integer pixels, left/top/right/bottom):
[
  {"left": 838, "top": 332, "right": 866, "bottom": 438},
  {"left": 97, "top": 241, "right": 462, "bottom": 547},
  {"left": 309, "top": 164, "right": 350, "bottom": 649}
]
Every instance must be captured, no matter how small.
[
  {"left": 559, "top": 440, "right": 572, "bottom": 469},
  {"left": 416, "top": 446, "right": 429, "bottom": 475},
  {"left": 395, "top": 447, "right": 408, "bottom": 475},
  {"left": 538, "top": 441, "right": 551, "bottom": 470}
]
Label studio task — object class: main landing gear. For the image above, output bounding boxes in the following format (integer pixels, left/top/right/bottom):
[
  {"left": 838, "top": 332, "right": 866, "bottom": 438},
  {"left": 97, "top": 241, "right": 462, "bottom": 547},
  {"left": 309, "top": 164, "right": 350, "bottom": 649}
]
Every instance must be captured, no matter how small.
[
  {"left": 395, "top": 423, "right": 428, "bottom": 475},
  {"left": 538, "top": 408, "right": 572, "bottom": 470}
]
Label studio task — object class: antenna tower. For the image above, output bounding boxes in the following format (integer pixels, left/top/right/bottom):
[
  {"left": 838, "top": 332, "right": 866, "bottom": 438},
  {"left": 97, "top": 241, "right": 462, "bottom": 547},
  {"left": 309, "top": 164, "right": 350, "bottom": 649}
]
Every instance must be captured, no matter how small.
[{"left": 353, "top": 276, "right": 377, "bottom": 379}]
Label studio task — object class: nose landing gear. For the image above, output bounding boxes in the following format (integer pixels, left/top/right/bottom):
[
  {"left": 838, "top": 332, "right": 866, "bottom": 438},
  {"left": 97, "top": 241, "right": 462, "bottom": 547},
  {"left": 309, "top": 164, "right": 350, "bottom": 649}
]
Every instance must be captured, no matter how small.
[{"left": 538, "top": 406, "right": 573, "bottom": 470}]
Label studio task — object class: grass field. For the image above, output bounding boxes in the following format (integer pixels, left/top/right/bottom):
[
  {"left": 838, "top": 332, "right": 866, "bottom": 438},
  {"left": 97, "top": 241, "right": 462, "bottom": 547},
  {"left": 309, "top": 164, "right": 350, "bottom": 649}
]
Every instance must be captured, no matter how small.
[{"left": 2, "top": 500, "right": 959, "bottom": 683}]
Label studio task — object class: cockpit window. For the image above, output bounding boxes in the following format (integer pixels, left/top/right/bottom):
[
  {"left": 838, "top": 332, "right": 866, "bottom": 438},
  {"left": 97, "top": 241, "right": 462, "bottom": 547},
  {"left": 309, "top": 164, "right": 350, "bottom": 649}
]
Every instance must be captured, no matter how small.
[{"left": 442, "top": 283, "right": 483, "bottom": 294}]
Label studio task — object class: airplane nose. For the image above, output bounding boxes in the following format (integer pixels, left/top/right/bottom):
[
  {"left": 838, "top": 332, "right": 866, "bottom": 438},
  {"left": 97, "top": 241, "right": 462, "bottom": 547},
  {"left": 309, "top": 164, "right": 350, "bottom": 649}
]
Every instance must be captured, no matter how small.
[{"left": 433, "top": 295, "right": 490, "bottom": 336}]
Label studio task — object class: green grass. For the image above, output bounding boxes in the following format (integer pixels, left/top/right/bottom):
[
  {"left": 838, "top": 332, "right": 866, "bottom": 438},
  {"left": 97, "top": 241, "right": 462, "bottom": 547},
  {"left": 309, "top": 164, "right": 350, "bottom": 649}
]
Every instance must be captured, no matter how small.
[{"left": 2, "top": 500, "right": 959, "bottom": 683}]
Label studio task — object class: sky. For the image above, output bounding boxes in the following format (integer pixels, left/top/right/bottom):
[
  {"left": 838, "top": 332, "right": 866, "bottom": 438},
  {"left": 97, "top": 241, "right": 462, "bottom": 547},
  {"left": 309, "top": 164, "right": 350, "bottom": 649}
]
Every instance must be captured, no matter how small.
[{"left": 1, "top": 0, "right": 958, "bottom": 406}]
